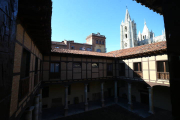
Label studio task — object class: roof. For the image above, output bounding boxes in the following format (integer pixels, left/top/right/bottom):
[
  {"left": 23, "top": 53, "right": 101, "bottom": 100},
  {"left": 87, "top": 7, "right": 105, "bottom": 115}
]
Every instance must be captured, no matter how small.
[
  {"left": 51, "top": 49, "right": 114, "bottom": 58},
  {"left": 109, "top": 41, "right": 167, "bottom": 58},
  {"left": 51, "top": 41, "right": 167, "bottom": 58}
]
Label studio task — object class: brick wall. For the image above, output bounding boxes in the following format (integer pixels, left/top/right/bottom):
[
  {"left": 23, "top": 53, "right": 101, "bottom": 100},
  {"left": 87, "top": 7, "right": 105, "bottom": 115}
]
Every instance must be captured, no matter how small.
[{"left": 10, "top": 23, "right": 43, "bottom": 117}]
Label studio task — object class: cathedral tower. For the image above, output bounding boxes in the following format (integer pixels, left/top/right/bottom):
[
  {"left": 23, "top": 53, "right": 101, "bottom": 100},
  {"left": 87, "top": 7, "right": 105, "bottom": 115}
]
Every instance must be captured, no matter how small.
[{"left": 120, "top": 8, "right": 137, "bottom": 49}]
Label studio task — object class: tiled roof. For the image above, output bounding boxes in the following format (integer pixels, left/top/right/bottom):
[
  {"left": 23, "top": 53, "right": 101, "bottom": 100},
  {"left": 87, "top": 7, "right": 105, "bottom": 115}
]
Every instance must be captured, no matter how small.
[
  {"left": 109, "top": 41, "right": 167, "bottom": 58},
  {"left": 51, "top": 49, "right": 114, "bottom": 57},
  {"left": 51, "top": 41, "right": 167, "bottom": 58}
]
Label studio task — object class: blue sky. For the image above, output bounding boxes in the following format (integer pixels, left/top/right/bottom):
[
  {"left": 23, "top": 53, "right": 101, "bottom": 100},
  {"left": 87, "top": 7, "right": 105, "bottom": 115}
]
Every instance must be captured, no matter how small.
[{"left": 51, "top": 0, "right": 164, "bottom": 52}]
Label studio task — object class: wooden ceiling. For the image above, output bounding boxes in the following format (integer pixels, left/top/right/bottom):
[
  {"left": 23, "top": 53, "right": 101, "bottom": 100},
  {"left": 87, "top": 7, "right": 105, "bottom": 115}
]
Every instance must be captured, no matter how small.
[
  {"left": 133, "top": 0, "right": 163, "bottom": 15},
  {"left": 18, "top": 0, "right": 52, "bottom": 54}
]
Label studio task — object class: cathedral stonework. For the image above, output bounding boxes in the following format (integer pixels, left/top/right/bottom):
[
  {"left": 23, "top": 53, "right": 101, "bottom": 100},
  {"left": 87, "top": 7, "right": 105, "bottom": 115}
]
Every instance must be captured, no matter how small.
[{"left": 120, "top": 9, "right": 166, "bottom": 49}]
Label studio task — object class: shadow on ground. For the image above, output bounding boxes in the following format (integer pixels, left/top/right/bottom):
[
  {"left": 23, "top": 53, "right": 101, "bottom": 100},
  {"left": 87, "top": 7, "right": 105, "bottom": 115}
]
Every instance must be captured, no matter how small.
[{"left": 54, "top": 105, "right": 172, "bottom": 120}]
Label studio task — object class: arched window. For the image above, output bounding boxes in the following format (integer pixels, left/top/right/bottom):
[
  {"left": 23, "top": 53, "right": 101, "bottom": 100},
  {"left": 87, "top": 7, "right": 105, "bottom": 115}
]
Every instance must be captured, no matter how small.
[
  {"left": 96, "top": 40, "right": 98, "bottom": 44},
  {"left": 125, "top": 26, "right": 127, "bottom": 32},
  {"left": 125, "top": 34, "right": 127, "bottom": 38},
  {"left": 99, "top": 41, "right": 101, "bottom": 44},
  {"left": 102, "top": 41, "right": 104, "bottom": 45},
  {"left": 96, "top": 49, "right": 101, "bottom": 52}
]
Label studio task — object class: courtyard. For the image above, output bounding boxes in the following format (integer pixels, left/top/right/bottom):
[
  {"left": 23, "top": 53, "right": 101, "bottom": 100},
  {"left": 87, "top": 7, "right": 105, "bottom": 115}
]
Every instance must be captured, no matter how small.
[{"left": 54, "top": 105, "right": 172, "bottom": 120}]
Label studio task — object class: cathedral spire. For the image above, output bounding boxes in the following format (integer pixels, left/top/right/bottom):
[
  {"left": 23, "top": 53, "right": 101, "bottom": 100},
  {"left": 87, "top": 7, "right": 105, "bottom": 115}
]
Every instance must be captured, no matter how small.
[
  {"left": 144, "top": 19, "right": 146, "bottom": 25},
  {"left": 125, "top": 8, "right": 131, "bottom": 22}
]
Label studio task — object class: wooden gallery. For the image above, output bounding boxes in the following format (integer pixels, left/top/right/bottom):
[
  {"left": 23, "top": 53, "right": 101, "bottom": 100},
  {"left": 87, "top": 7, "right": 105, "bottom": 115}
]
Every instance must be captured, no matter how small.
[{"left": 1, "top": 0, "right": 179, "bottom": 120}]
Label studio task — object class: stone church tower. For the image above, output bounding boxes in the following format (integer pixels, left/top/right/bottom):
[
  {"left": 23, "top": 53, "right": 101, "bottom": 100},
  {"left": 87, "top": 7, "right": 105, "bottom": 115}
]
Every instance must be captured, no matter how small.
[{"left": 120, "top": 8, "right": 137, "bottom": 49}]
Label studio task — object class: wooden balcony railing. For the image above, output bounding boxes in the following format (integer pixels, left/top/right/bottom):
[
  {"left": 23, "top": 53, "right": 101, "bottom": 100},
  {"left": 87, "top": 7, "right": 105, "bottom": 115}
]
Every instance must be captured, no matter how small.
[
  {"left": 34, "top": 74, "right": 39, "bottom": 86},
  {"left": 157, "top": 72, "right": 169, "bottom": 80},
  {"left": 50, "top": 73, "right": 60, "bottom": 79},
  {"left": 19, "top": 77, "right": 29, "bottom": 100},
  {"left": 133, "top": 71, "right": 143, "bottom": 78}
]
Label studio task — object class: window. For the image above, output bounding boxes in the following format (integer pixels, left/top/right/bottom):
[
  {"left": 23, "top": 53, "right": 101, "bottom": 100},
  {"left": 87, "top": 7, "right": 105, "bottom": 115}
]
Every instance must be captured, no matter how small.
[
  {"left": 73, "top": 62, "right": 81, "bottom": 68},
  {"left": 125, "top": 26, "right": 127, "bottom": 32},
  {"left": 71, "top": 46, "right": 74, "bottom": 49},
  {"left": 119, "top": 63, "right": 125, "bottom": 76},
  {"left": 79, "top": 47, "right": 83, "bottom": 50},
  {"left": 134, "top": 62, "right": 141, "bottom": 71},
  {"left": 96, "top": 40, "right": 98, "bottom": 44},
  {"left": 87, "top": 48, "right": 92, "bottom": 51},
  {"left": 157, "top": 61, "right": 169, "bottom": 79},
  {"left": 19, "top": 49, "right": 30, "bottom": 100},
  {"left": 125, "top": 34, "right": 127, "bottom": 38},
  {"left": 96, "top": 49, "right": 101, "bottom": 52},
  {"left": 42, "top": 87, "right": 49, "bottom": 98},
  {"left": 99, "top": 41, "right": 101, "bottom": 44},
  {"left": 107, "top": 63, "right": 113, "bottom": 76},
  {"left": 50, "top": 63, "right": 60, "bottom": 72},
  {"left": 55, "top": 46, "right": 59, "bottom": 48},
  {"left": 50, "top": 63, "right": 60, "bottom": 79},
  {"left": 92, "top": 63, "right": 98, "bottom": 68},
  {"left": 102, "top": 41, "right": 104, "bottom": 45},
  {"left": 21, "top": 49, "right": 30, "bottom": 78},
  {"left": 133, "top": 62, "right": 142, "bottom": 78}
]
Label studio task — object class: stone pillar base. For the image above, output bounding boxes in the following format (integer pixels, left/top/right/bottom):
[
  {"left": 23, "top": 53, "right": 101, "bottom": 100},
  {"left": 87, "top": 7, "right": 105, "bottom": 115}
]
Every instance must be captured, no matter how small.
[
  {"left": 24, "top": 106, "right": 34, "bottom": 120},
  {"left": 101, "top": 100, "right": 105, "bottom": 107},
  {"left": 128, "top": 103, "right": 133, "bottom": 111},
  {"left": 84, "top": 103, "right": 88, "bottom": 111},
  {"left": 114, "top": 97, "right": 118, "bottom": 103},
  {"left": 64, "top": 108, "right": 68, "bottom": 117},
  {"left": 148, "top": 110, "right": 154, "bottom": 114}
]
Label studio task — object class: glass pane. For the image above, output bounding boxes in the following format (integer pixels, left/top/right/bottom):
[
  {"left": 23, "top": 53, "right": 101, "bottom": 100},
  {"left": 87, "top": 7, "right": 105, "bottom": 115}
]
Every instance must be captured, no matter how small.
[
  {"left": 92, "top": 63, "right": 98, "bottom": 68},
  {"left": 73, "top": 63, "right": 81, "bottom": 68},
  {"left": 166, "top": 61, "right": 169, "bottom": 72},
  {"left": 107, "top": 64, "right": 112, "bottom": 71},
  {"left": 50, "top": 63, "right": 54, "bottom": 72},
  {"left": 157, "top": 62, "right": 164, "bottom": 72},
  {"left": 134, "top": 63, "right": 138, "bottom": 71},
  {"left": 55, "top": 63, "right": 59, "bottom": 72},
  {"left": 139, "top": 63, "right": 142, "bottom": 71}
]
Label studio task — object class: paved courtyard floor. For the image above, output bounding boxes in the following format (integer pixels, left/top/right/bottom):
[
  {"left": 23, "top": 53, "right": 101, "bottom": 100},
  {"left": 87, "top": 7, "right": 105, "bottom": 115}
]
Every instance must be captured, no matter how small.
[{"left": 42, "top": 98, "right": 172, "bottom": 120}]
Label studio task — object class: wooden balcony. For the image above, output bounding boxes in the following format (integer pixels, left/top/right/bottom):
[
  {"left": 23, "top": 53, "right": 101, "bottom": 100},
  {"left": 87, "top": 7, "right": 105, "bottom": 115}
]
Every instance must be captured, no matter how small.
[
  {"left": 157, "top": 72, "right": 169, "bottom": 80},
  {"left": 19, "top": 77, "right": 29, "bottom": 100},
  {"left": 133, "top": 71, "right": 143, "bottom": 78}
]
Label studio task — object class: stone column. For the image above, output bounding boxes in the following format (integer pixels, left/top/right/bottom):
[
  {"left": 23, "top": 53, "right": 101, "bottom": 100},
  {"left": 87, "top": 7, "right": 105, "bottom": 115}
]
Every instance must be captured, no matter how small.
[
  {"left": 33, "top": 95, "right": 40, "bottom": 120},
  {"left": 84, "top": 84, "right": 88, "bottom": 111},
  {"left": 162, "top": 1, "right": 180, "bottom": 119},
  {"left": 114, "top": 81, "right": 118, "bottom": 103},
  {"left": 128, "top": 83, "right": 132, "bottom": 110},
  {"left": 101, "top": 82, "right": 105, "bottom": 107},
  {"left": 148, "top": 87, "right": 154, "bottom": 114},
  {"left": 24, "top": 106, "right": 34, "bottom": 120},
  {"left": 64, "top": 86, "right": 69, "bottom": 116}
]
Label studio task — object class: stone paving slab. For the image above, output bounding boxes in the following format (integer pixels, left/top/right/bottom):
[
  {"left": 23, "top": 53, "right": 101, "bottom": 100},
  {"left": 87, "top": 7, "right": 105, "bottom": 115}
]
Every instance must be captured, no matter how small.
[{"left": 42, "top": 98, "right": 172, "bottom": 120}]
